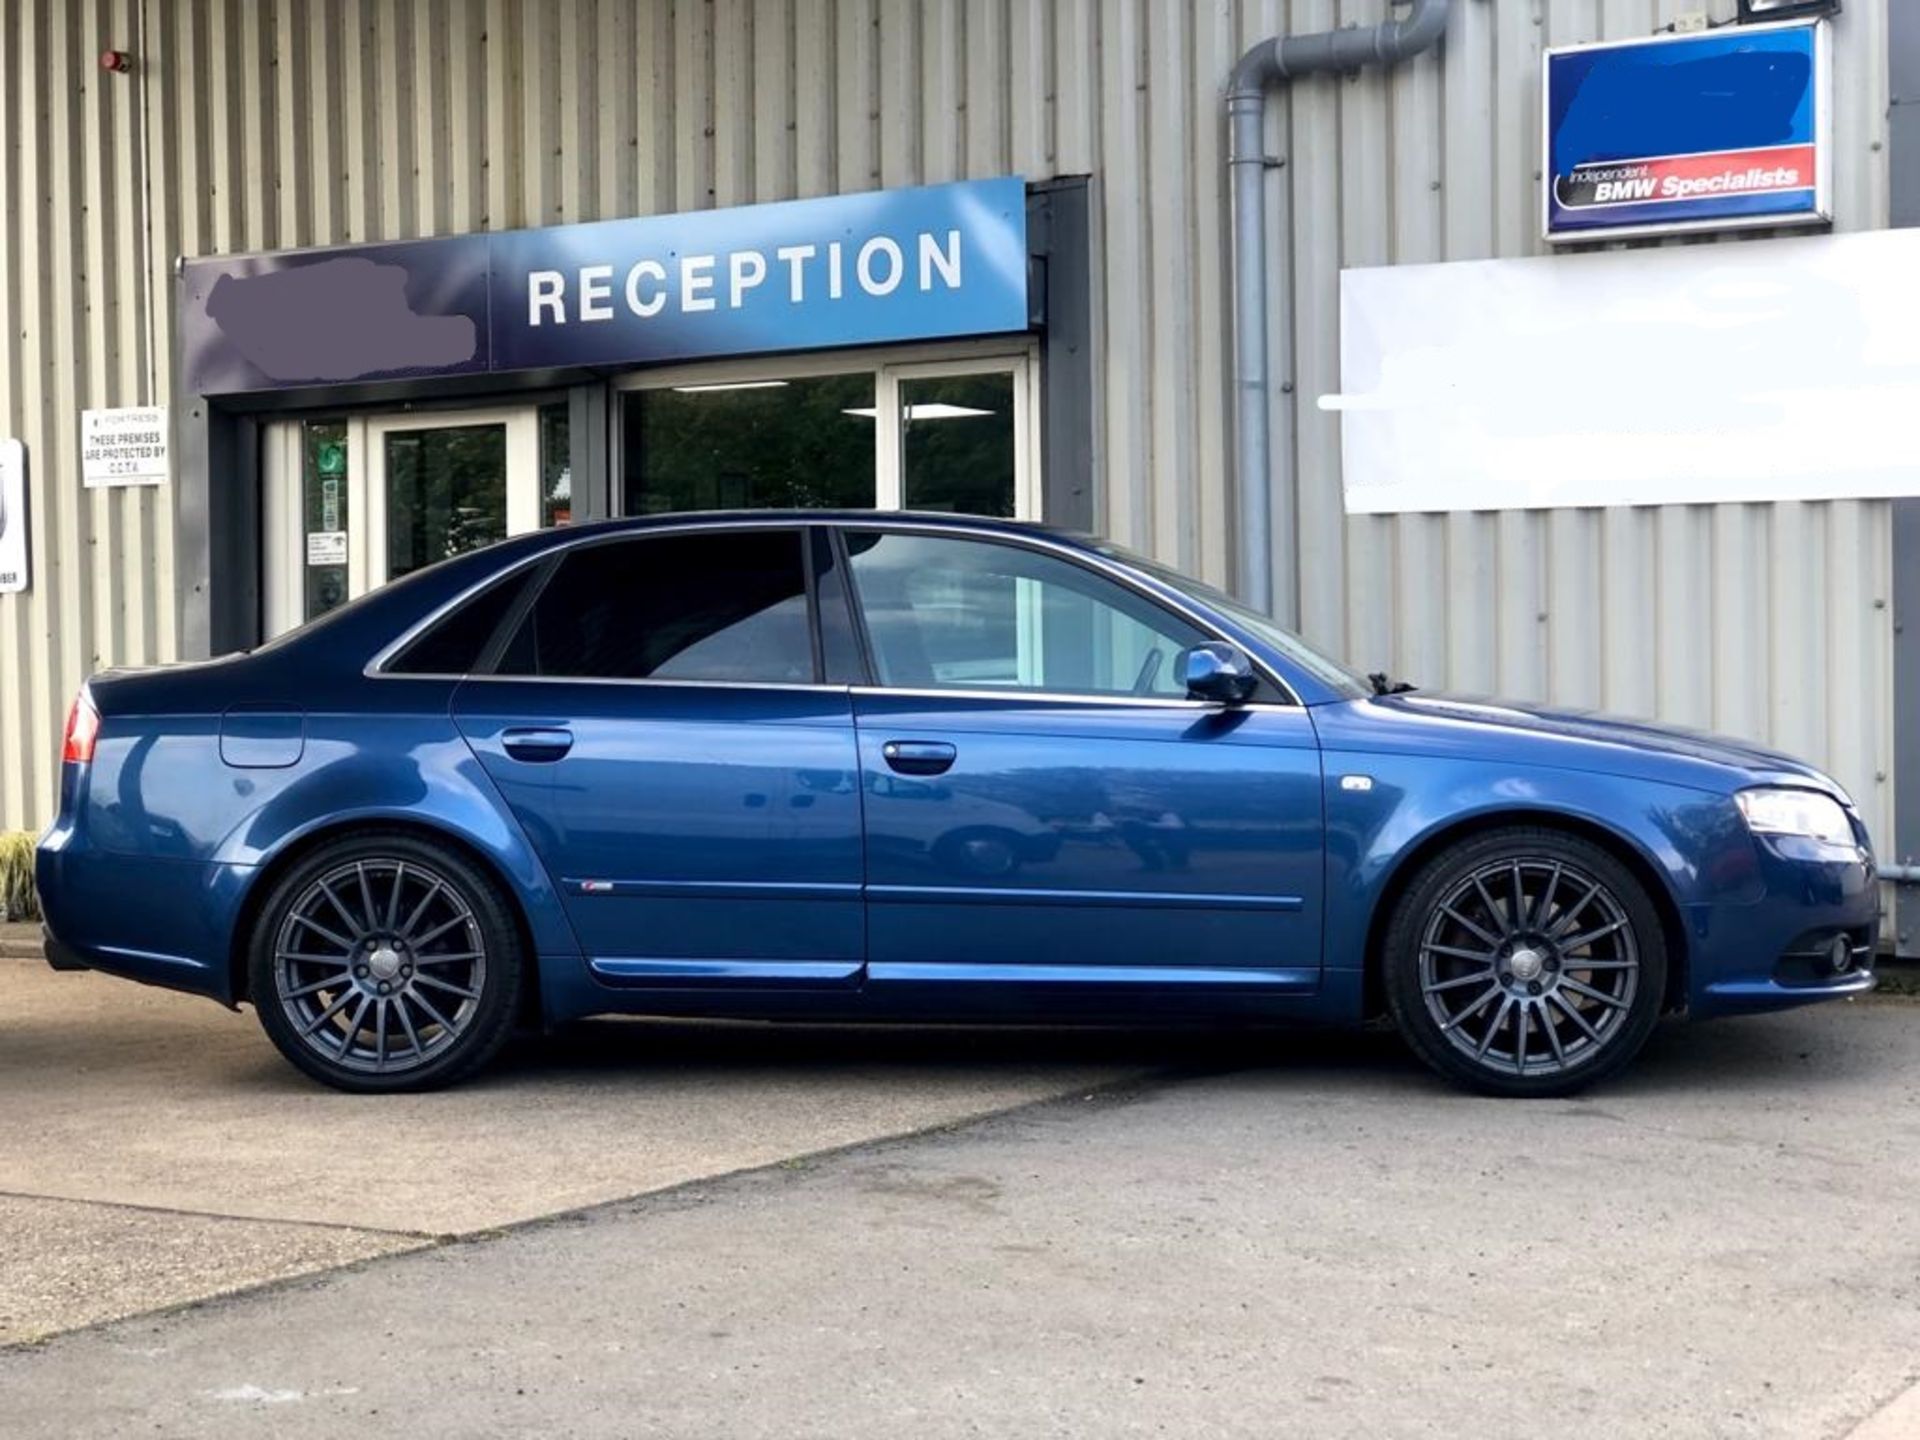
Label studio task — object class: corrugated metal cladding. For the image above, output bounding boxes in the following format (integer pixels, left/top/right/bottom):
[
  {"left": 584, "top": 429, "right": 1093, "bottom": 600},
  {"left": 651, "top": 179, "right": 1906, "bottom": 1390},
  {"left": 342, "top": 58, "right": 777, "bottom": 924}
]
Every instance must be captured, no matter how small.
[{"left": 0, "top": 0, "right": 1897, "bottom": 849}]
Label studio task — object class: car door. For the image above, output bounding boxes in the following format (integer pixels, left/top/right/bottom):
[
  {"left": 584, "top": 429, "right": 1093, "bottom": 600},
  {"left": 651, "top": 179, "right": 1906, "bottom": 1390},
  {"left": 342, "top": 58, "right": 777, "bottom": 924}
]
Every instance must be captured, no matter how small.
[
  {"left": 837, "top": 526, "right": 1325, "bottom": 994},
  {"left": 451, "top": 526, "right": 865, "bottom": 987}
]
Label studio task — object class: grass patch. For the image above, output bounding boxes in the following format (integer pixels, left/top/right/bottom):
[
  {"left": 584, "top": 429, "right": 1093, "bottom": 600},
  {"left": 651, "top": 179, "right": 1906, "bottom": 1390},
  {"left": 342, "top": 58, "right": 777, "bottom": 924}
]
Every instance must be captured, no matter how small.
[{"left": 0, "top": 830, "right": 37, "bottom": 923}]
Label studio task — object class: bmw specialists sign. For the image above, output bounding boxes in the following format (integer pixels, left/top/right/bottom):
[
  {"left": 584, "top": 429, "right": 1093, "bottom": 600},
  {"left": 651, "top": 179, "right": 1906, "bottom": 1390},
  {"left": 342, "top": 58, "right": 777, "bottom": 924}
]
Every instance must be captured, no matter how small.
[{"left": 1544, "top": 20, "right": 1830, "bottom": 243}]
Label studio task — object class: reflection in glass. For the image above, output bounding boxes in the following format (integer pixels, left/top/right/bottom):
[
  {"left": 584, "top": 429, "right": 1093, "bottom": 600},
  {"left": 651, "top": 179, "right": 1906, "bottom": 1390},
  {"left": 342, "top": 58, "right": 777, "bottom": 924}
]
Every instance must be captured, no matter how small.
[
  {"left": 900, "top": 372, "right": 1015, "bottom": 517},
  {"left": 302, "top": 420, "right": 349, "bottom": 621},
  {"left": 623, "top": 374, "right": 876, "bottom": 514},
  {"left": 499, "top": 531, "right": 814, "bottom": 683},
  {"left": 385, "top": 424, "right": 508, "bottom": 581},
  {"left": 845, "top": 531, "right": 1201, "bottom": 696}
]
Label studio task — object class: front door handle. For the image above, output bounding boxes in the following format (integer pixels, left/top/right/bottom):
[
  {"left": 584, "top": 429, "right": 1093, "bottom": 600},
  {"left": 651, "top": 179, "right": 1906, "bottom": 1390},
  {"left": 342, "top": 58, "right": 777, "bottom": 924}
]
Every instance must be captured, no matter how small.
[
  {"left": 501, "top": 726, "right": 574, "bottom": 763},
  {"left": 882, "top": 740, "right": 957, "bottom": 776}
]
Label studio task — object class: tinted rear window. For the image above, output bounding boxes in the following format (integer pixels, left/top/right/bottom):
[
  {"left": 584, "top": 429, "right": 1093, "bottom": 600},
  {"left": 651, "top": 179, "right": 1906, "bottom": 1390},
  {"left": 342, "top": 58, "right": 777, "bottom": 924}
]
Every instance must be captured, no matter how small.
[
  {"left": 386, "top": 569, "right": 536, "bottom": 676},
  {"left": 496, "top": 530, "right": 816, "bottom": 683}
]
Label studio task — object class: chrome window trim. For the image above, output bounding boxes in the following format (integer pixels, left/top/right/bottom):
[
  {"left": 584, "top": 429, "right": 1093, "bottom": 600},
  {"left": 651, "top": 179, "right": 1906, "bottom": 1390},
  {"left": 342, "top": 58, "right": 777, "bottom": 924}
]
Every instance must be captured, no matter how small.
[
  {"left": 362, "top": 514, "right": 1305, "bottom": 705},
  {"left": 850, "top": 685, "right": 1307, "bottom": 713},
  {"left": 453, "top": 673, "right": 853, "bottom": 695},
  {"left": 373, "top": 672, "right": 1299, "bottom": 713}
]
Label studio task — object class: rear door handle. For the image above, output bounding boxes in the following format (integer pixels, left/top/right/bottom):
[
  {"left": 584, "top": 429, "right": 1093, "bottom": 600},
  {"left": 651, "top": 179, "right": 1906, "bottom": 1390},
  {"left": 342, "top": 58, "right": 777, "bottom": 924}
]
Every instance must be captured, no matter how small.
[
  {"left": 882, "top": 740, "right": 957, "bottom": 776},
  {"left": 501, "top": 726, "right": 574, "bottom": 763}
]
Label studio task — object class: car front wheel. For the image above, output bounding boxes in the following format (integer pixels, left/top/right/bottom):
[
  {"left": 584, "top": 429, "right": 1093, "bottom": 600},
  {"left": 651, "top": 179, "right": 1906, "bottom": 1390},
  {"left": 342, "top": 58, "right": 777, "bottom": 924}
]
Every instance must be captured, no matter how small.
[
  {"left": 248, "top": 831, "right": 524, "bottom": 1093},
  {"left": 1382, "top": 827, "right": 1667, "bottom": 1097}
]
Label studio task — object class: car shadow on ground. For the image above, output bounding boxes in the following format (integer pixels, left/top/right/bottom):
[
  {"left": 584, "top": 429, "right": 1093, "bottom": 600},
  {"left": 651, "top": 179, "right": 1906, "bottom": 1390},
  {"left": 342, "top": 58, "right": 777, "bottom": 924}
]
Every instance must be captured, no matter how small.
[
  {"left": 487, "top": 1001, "right": 1892, "bottom": 1098},
  {"left": 497, "top": 1015, "right": 1406, "bottom": 1079}
]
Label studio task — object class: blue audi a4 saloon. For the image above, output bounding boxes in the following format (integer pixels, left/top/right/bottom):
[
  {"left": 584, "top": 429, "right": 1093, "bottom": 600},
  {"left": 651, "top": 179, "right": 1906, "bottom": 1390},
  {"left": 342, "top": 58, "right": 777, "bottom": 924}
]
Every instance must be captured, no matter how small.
[{"left": 36, "top": 513, "right": 1879, "bottom": 1095}]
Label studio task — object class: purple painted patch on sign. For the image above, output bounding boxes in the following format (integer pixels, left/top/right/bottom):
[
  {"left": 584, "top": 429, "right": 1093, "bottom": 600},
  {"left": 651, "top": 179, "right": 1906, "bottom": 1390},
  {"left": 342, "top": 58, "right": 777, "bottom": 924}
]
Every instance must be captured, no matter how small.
[{"left": 181, "top": 235, "right": 492, "bottom": 396}]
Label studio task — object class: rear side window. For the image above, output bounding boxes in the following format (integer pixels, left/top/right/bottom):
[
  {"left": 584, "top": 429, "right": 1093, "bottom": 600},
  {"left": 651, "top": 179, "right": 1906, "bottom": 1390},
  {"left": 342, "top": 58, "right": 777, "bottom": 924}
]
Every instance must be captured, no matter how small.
[
  {"left": 386, "top": 569, "right": 536, "bottom": 676},
  {"left": 496, "top": 530, "right": 816, "bottom": 683}
]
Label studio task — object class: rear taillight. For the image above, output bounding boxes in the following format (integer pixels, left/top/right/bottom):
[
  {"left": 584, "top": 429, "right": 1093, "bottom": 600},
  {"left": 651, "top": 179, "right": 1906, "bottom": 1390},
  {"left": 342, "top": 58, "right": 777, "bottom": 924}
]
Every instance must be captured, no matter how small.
[{"left": 62, "top": 690, "right": 100, "bottom": 764}]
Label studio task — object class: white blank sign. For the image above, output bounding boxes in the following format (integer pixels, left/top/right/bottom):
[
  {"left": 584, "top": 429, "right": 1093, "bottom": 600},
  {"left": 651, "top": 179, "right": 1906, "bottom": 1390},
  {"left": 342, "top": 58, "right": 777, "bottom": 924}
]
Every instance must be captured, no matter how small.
[{"left": 1333, "top": 228, "right": 1920, "bottom": 514}]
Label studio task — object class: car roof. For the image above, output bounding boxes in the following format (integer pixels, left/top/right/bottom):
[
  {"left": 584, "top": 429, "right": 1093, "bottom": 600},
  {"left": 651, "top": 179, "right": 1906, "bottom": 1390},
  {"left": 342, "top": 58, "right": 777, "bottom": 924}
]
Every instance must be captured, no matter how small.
[{"left": 517, "top": 509, "right": 1098, "bottom": 551}]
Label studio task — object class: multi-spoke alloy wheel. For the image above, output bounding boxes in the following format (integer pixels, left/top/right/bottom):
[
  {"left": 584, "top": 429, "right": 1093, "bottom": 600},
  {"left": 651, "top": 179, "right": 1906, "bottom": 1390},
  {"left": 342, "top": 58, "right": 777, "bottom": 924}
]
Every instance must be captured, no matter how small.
[
  {"left": 1383, "top": 828, "right": 1667, "bottom": 1097},
  {"left": 249, "top": 833, "right": 523, "bottom": 1092},
  {"left": 1417, "top": 857, "right": 1638, "bottom": 1078}
]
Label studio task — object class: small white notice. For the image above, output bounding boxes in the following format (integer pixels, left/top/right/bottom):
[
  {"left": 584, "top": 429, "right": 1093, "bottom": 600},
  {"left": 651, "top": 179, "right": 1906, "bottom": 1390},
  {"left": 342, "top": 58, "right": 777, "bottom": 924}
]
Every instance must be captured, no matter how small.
[
  {"left": 0, "top": 439, "right": 27, "bottom": 594},
  {"left": 306, "top": 530, "right": 348, "bottom": 567},
  {"left": 81, "top": 406, "right": 169, "bottom": 487}
]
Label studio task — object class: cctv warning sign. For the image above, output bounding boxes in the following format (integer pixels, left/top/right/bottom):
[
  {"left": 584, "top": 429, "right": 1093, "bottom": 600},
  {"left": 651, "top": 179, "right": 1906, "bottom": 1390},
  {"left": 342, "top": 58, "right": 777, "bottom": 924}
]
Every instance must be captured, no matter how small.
[{"left": 81, "top": 406, "right": 169, "bottom": 488}]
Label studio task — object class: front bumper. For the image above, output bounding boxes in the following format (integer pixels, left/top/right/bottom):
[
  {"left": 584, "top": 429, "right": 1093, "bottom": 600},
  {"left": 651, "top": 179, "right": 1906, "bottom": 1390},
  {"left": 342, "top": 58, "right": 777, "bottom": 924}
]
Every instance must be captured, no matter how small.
[{"left": 1687, "top": 833, "right": 1881, "bottom": 1018}]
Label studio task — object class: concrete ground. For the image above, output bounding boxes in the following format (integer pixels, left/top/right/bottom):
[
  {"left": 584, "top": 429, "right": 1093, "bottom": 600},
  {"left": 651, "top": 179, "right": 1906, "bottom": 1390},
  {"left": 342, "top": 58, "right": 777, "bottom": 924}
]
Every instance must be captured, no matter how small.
[
  {"left": 4, "top": 936, "right": 1919, "bottom": 1437},
  {"left": 0, "top": 951, "right": 1127, "bottom": 1341}
]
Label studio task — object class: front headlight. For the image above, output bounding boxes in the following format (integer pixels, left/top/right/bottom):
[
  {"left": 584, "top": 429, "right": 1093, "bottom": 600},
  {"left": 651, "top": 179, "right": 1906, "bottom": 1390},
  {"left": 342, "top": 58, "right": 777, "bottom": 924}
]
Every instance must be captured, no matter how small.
[{"left": 1736, "top": 787, "right": 1853, "bottom": 844}]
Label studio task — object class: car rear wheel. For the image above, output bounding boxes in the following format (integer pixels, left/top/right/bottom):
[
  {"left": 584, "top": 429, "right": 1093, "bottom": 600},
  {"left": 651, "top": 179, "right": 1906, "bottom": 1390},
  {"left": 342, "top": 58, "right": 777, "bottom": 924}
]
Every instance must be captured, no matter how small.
[
  {"left": 248, "top": 831, "right": 524, "bottom": 1093},
  {"left": 1382, "top": 827, "right": 1667, "bottom": 1097}
]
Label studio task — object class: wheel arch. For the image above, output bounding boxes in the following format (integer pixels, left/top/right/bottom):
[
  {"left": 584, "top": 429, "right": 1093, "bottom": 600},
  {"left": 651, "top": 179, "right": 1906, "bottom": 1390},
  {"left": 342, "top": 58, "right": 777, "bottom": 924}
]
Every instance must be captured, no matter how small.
[
  {"left": 228, "top": 816, "right": 545, "bottom": 1030},
  {"left": 1358, "top": 808, "right": 1690, "bottom": 1021}
]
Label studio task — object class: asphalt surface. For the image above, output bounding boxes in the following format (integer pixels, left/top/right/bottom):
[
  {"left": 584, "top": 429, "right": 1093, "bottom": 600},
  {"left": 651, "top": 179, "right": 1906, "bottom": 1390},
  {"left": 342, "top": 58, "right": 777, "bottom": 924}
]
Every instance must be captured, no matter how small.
[{"left": 5, "top": 974, "right": 1919, "bottom": 1440}]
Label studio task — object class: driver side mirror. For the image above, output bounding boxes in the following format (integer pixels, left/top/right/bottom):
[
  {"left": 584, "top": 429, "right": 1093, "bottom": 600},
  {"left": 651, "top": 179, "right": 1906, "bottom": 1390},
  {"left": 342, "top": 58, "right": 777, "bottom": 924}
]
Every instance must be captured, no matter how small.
[{"left": 1180, "top": 642, "right": 1258, "bottom": 706}]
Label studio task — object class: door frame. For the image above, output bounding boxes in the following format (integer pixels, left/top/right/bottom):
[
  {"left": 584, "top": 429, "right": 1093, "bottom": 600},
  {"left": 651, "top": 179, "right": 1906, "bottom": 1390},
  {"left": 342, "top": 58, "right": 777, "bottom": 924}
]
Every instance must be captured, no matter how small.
[
  {"left": 262, "top": 415, "right": 371, "bottom": 638},
  {"left": 878, "top": 352, "right": 1042, "bottom": 519},
  {"left": 262, "top": 404, "right": 547, "bottom": 636},
  {"left": 364, "top": 407, "right": 542, "bottom": 588}
]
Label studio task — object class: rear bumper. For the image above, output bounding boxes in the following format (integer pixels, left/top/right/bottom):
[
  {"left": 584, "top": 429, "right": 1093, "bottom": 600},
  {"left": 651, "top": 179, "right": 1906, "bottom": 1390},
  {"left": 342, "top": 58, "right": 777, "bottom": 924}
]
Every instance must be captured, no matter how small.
[
  {"left": 35, "top": 839, "right": 252, "bottom": 1005},
  {"left": 42, "top": 926, "right": 89, "bottom": 972}
]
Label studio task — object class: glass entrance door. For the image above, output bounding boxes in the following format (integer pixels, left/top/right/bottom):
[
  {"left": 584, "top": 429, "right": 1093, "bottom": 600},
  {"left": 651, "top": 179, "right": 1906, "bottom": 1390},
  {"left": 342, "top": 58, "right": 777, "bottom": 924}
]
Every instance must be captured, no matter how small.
[
  {"left": 365, "top": 410, "right": 540, "bottom": 587},
  {"left": 262, "top": 405, "right": 556, "bottom": 638}
]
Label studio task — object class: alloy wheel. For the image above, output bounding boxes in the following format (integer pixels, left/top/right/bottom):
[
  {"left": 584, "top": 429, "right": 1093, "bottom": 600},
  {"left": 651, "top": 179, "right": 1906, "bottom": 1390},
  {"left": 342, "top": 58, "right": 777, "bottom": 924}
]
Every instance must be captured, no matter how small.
[
  {"left": 1417, "top": 857, "right": 1640, "bottom": 1079},
  {"left": 272, "top": 858, "right": 488, "bottom": 1076}
]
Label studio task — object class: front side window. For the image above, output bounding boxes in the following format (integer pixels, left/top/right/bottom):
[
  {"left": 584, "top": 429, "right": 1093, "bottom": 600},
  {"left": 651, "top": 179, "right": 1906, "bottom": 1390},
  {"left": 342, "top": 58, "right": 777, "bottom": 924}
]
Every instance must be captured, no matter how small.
[
  {"left": 1094, "top": 542, "right": 1366, "bottom": 700},
  {"left": 843, "top": 532, "right": 1204, "bottom": 698},
  {"left": 496, "top": 530, "right": 814, "bottom": 684}
]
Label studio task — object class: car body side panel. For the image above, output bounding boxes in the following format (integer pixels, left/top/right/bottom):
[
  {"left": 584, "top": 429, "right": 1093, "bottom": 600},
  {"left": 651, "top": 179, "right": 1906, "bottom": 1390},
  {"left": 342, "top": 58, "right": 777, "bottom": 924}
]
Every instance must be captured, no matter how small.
[
  {"left": 450, "top": 678, "right": 866, "bottom": 974},
  {"left": 38, "top": 673, "right": 589, "bottom": 1018},
  {"left": 1313, "top": 698, "right": 1879, "bottom": 1015},
  {"left": 853, "top": 693, "right": 1326, "bottom": 986}
]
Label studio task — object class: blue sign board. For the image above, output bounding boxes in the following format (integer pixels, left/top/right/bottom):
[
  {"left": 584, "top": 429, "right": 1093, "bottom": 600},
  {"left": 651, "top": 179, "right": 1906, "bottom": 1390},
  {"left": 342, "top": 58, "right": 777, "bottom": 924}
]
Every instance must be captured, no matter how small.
[
  {"left": 181, "top": 178, "right": 1030, "bottom": 395},
  {"left": 1544, "top": 21, "right": 1830, "bottom": 243}
]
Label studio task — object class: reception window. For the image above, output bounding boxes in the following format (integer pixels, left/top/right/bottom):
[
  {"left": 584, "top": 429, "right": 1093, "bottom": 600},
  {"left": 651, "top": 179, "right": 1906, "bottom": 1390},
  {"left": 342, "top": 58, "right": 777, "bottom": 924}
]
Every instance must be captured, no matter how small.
[{"left": 617, "top": 343, "right": 1038, "bottom": 522}]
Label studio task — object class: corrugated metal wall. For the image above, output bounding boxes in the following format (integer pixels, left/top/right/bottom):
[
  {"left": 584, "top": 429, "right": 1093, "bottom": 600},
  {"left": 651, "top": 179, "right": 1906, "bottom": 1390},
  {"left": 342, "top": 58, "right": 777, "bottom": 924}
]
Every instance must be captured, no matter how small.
[{"left": 0, "top": 0, "right": 1897, "bottom": 854}]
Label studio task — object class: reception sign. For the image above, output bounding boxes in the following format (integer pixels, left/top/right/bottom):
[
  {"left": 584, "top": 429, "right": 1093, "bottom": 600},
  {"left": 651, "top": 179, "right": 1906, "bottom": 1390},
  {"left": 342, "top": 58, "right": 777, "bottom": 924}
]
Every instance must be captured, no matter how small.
[
  {"left": 1544, "top": 21, "right": 1830, "bottom": 242},
  {"left": 181, "top": 179, "right": 1030, "bottom": 395}
]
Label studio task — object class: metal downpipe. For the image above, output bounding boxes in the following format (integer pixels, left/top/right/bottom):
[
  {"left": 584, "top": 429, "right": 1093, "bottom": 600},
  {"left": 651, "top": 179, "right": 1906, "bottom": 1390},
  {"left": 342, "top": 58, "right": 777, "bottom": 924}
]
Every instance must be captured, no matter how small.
[{"left": 1227, "top": 0, "right": 1451, "bottom": 621}]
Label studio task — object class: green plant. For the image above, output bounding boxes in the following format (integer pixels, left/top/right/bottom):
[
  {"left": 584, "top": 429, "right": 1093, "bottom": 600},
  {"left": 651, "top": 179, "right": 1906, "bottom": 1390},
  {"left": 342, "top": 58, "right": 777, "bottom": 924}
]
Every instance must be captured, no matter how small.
[{"left": 0, "top": 830, "right": 37, "bottom": 923}]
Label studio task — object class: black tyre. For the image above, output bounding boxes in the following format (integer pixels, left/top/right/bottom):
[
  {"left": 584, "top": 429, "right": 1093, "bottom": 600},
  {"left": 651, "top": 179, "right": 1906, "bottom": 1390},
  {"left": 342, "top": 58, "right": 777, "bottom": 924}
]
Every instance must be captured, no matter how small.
[
  {"left": 1381, "top": 827, "right": 1667, "bottom": 1097},
  {"left": 248, "top": 831, "right": 525, "bottom": 1093}
]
